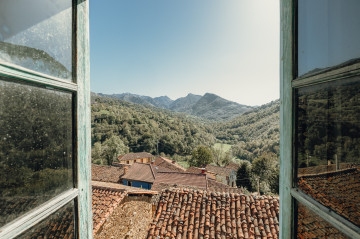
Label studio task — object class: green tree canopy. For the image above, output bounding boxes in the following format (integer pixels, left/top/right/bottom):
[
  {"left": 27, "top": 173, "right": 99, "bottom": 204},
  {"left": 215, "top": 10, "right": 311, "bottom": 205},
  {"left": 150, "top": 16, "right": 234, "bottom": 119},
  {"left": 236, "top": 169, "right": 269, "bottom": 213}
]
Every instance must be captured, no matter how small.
[
  {"left": 189, "top": 145, "right": 213, "bottom": 167},
  {"left": 236, "top": 160, "right": 252, "bottom": 191},
  {"left": 251, "top": 152, "right": 279, "bottom": 194},
  {"left": 101, "top": 136, "right": 129, "bottom": 165}
]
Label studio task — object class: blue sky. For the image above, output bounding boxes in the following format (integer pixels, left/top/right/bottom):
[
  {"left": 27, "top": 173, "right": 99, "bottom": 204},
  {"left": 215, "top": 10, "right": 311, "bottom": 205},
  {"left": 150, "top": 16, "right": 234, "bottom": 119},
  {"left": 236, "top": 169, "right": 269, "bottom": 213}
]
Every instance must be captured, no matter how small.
[{"left": 90, "top": 0, "right": 279, "bottom": 106}]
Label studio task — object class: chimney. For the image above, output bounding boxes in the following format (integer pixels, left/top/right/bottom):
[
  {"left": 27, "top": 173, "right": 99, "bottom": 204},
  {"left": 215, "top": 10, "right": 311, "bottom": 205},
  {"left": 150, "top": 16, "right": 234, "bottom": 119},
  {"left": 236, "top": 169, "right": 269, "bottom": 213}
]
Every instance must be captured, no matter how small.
[
  {"left": 201, "top": 168, "right": 206, "bottom": 174},
  {"left": 124, "top": 166, "right": 128, "bottom": 175}
]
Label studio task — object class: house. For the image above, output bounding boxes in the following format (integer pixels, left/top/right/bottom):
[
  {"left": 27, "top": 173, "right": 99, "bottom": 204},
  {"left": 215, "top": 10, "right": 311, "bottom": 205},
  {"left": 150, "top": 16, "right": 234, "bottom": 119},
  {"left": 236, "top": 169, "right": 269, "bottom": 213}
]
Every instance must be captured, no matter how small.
[
  {"left": 153, "top": 156, "right": 186, "bottom": 172},
  {"left": 226, "top": 162, "right": 241, "bottom": 171},
  {"left": 187, "top": 165, "right": 237, "bottom": 187},
  {"left": 147, "top": 188, "right": 279, "bottom": 238},
  {"left": 186, "top": 166, "right": 217, "bottom": 180},
  {"left": 206, "top": 165, "right": 237, "bottom": 187},
  {"left": 117, "top": 152, "right": 154, "bottom": 165},
  {"left": 152, "top": 171, "right": 208, "bottom": 190},
  {"left": 91, "top": 164, "right": 126, "bottom": 184},
  {"left": 121, "top": 163, "right": 157, "bottom": 189}
]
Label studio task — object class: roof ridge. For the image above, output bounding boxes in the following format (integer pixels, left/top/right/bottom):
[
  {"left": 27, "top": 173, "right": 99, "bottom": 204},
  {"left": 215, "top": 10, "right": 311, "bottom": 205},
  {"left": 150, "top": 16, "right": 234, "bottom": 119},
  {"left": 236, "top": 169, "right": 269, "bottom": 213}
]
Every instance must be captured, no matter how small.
[
  {"left": 149, "top": 164, "right": 156, "bottom": 180},
  {"left": 156, "top": 171, "right": 206, "bottom": 176},
  {"left": 299, "top": 167, "right": 359, "bottom": 178},
  {"left": 163, "top": 187, "right": 276, "bottom": 199}
]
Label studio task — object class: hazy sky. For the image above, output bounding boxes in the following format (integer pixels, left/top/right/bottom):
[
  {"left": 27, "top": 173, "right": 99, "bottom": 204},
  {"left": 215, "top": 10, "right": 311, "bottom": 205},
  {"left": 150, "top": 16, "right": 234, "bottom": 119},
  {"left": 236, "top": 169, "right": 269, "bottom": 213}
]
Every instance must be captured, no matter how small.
[{"left": 90, "top": 0, "right": 279, "bottom": 106}]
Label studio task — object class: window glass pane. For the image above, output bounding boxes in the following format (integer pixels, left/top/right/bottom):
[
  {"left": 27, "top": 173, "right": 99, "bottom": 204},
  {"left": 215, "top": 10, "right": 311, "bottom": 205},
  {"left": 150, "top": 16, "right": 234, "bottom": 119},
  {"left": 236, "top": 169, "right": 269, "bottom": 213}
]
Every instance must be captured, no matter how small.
[
  {"left": 0, "top": 0, "right": 72, "bottom": 80},
  {"left": 0, "top": 79, "right": 73, "bottom": 227},
  {"left": 295, "top": 77, "right": 360, "bottom": 226},
  {"left": 296, "top": 201, "right": 349, "bottom": 239},
  {"left": 16, "top": 201, "right": 75, "bottom": 239},
  {"left": 298, "top": 0, "right": 360, "bottom": 77}
]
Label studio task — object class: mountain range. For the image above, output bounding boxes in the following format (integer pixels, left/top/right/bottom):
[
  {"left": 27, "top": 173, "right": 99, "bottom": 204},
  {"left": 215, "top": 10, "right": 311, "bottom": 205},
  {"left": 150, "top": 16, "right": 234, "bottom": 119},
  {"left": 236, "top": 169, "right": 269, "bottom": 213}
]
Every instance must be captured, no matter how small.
[{"left": 97, "top": 92, "right": 253, "bottom": 121}]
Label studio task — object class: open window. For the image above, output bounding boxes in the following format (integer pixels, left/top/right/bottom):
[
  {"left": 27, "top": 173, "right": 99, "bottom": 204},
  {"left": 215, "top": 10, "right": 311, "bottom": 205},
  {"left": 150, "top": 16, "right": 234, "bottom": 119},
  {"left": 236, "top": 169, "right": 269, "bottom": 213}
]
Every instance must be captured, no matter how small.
[
  {"left": 281, "top": 0, "right": 360, "bottom": 238},
  {"left": 0, "top": 0, "right": 91, "bottom": 238}
]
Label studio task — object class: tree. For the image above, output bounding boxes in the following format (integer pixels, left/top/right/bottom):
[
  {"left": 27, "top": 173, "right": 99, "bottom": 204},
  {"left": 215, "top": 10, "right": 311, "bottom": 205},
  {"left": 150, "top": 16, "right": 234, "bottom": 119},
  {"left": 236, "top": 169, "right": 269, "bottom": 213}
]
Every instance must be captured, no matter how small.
[
  {"left": 212, "top": 145, "right": 232, "bottom": 166},
  {"left": 189, "top": 145, "right": 213, "bottom": 167},
  {"left": 252, "top": 152, "right": 279, "bottom": 194},
  {"left": 102, "top": 136, "right": 129, "bottom": 165},
  {"left": 236, "top": 161, "right": 252, "bottom": 191},
  {"left": 91, "top": 142, "right": 103, "bottom": 164}
]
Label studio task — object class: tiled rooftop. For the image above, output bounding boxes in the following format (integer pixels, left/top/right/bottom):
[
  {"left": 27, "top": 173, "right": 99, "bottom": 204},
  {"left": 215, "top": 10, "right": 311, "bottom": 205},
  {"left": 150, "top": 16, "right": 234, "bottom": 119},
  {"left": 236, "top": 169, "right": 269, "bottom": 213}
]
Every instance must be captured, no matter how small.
[
  {"left": 118, "top": 152, "right": 154, "bottom": 162},
  {"left": 121, "top": 163, "right": 156, "bottom": 183},
  {"left": 297, "top": 168, "right": 360, "bottom": 227},
  {"left": 297, "top": 163, "right": 359, "bottom": 177},
  {"left": 92, "top": 184, "right": 127, "bottom": 235},
  {"left": 147, "top": 189, "right": 279, "bottom": 239},
  {"left": 154, "top": 157, "right": 186, "bottom": 172},
  {"left": 225, "top": 162, "right": 241, "bottom": 171},
  {"left": 91, "top": 164, "right": 125, "bottom": 183},
  {"left": 153, "top": 172, "right": 208, "bottom": 189},
  {"left": 206, "top": 164, "right": 235, "bottom": 177},
  {"left": 186, "top": 167, "right": 216, "bottom": 180},
  {"left": 186, "top": 167, "right": 203, "bottom": 174},
  {"left": 297, "top": 202, "right": 348, "bottom": 239},
  {"left": 207, "top": 179, "right": 243, "bottom": 194},
  {"left": 92, "top": 181, "right": 158, "bottom": 195}
]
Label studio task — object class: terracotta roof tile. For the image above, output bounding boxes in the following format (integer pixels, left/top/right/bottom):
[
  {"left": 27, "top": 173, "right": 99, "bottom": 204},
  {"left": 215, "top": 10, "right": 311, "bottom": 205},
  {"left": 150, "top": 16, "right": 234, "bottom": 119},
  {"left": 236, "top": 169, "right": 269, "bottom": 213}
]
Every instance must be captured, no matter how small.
[
  {"left": 153, "top": 157, "right": 186, "bottom": 172},
  {"left": 297, "top": 202, "right": 348, "bottom": 238},
  {"left": 91, "top": 164, "right": 125, "bottom": 183},
  {"left": 17, "top": 202, "right": 75, "bottom": 238},
  {"left": 186, "top": 167, "right": 217, "bottom": 180},
  {"left": 118, "top": 152, "right": 154, "bottom": 162},
  {"left": 298, "top": 163, "right": 359, "bottom": 176},
  {"left": 186, "top": 167, "right": 203, "bottom": 174},
  {"left": 92, "top": 183, "right": 127, "bottom": 235},
  {"left": 225, "top": 162, "right": 241, "bottom": 171},
  {"left": 121, "top": 163, "right": 156, "bottom": 183},
  {"left": 92, "top": 180, "right": 158, "bottom": 194},
  {"left": 205, "top": 165, "right": 235, "bottom": 177},
  {"left": 154, "top": 172, "right": 208, "bottom": 189},
  {"left": 297, "top": 168, "right": 360, "bottom": 227},
  {"left": 207, "top": 179, "right": 243, "bottom": 194},
  {"left": 146, "top": 189, "right": 279, "bottom": 239}
]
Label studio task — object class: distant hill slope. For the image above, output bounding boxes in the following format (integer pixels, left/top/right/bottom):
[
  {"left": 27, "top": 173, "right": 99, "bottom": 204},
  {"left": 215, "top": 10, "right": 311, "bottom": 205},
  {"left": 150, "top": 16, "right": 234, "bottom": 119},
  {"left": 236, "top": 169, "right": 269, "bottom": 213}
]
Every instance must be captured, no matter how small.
[
  {"left": 214, "top": 99, "right": 280, "bottom": 161},
  {"left": 189, "top": 93, "right": 252, "bottom": 121},
  {"left": 91, "top": 94, "right": 216, "bottom": 157},
  {"left": 91, "top": 93, "right": 280, "bottom": 163},
  {"left": 98, "top": 92, "right": 253, "bottom": 121}
]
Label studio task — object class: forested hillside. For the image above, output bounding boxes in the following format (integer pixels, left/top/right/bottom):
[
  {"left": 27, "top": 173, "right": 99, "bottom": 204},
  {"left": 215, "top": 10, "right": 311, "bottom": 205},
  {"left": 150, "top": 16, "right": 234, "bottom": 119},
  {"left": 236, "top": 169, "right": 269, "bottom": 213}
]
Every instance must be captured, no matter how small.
[
  {"left": 91, "top": 94, "right": 280, "bottom": 194},
  {"left": 91, "top": 94, "right": 215, "bottom": 165},
  {"left": 91, "top": 94, "right": 280, "bottom": 164},
  {"left": 215, "top": 100, "right": 280, "bottom": 162}
]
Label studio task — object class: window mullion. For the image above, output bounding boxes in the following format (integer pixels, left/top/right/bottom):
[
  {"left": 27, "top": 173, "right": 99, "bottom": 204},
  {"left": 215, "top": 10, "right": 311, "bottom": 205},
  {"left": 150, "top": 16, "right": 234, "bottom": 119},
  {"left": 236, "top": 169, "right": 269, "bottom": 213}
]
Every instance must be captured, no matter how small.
[{"left": 0, "top": 189, "right": 78, "bottom": 239}]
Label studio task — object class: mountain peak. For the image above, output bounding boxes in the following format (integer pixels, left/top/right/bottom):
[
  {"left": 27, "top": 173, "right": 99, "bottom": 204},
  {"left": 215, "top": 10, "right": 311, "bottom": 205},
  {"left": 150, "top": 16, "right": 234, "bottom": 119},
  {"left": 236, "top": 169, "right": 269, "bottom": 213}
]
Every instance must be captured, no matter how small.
[{"left": 96, "top": 92, "right": 253, "bottom": 121}]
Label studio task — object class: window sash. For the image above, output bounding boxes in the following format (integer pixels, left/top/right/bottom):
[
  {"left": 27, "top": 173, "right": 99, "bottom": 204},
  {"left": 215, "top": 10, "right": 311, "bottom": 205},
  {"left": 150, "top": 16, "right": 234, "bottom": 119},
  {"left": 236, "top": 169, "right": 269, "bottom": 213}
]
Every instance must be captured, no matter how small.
[
  {"left": 291, "top": 189, "right": 360, "bottom": 238},
  {"left": 281, "top": 0, "right": 360, "bottom": 238},
  {"left": 0, "top": 63, "right": 78, "bottom": 92},
  {"left": 0, "top": 189, "right": 78, "bottom": 239},
  {"left": 0, "top": 0, "right": 91, "bottom": 238}
]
